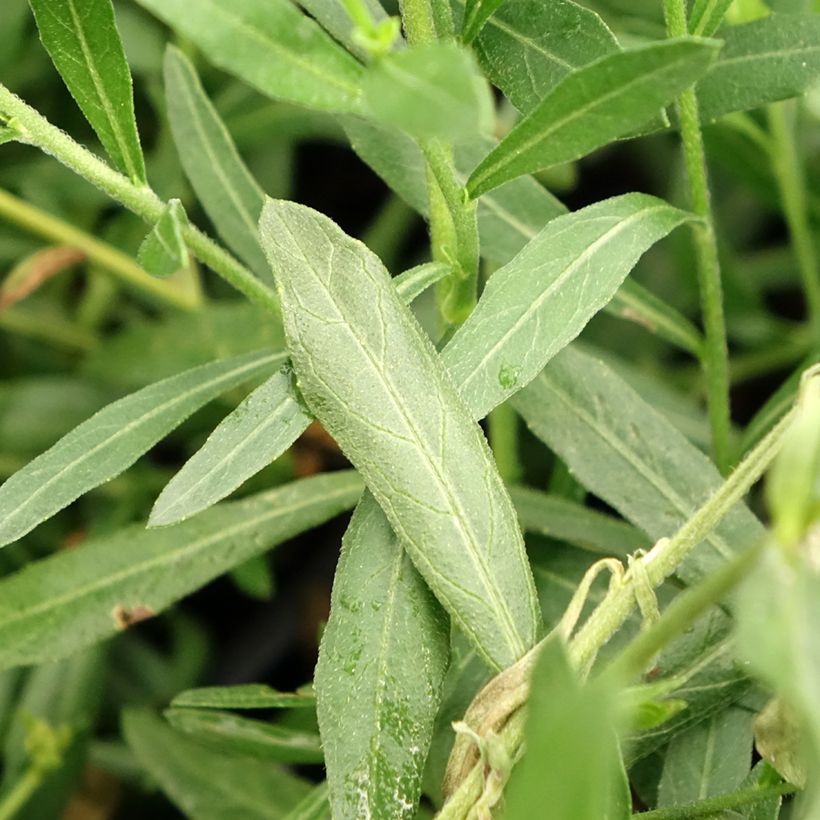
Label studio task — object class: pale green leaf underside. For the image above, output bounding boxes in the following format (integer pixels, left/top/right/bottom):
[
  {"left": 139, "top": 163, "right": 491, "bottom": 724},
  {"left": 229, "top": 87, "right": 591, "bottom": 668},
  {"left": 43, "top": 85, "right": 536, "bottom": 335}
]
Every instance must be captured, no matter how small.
[
  {"left": 513, "top": 346, "right": 766, "bottom": 584},
  {"left": 137, "top": 198, "right": 189, "bottom": 278},
  {"left": 443, "top": 193, "right": 695, "bottom": 419},
  {"left": 133, "top": 0, "right": 364, "bottom": 113},
  {"left": 28, "top": 0, "right": 146, "bottom": 182},
  {"left": 0, "top": 472, "right": 362, "bottom": 669},
  {"left": 163, "top": 46, "right": 271, "bottom": 281},
  {"left": 458, "top": 0, "right": 620, "bottom": 113},
  {"left": 165, "top": 708, "right": 323, "bottom": 764},
  {"left": 0, "top": 349, "right": 282, "bottom": 548},
  {"left": 468, "top": 37, "right": 721, "bottom": 197},
  {"left": 150, "top": 261, "right": 448, "bottom": 527},
  {"left": 315, "top": 497, "right": 448, "bottom": 820},
  {"left": 698, "top": 14, "right": 820, "bottom": 123},
  {"left": 261, "top": 198, "right": 540, "bottom": 671},
  {"left": 123, "top": 710, "right": 313, "bottom": 820},
  {"left": 172, "top": 685, "right": 316, "bottom": 711}
]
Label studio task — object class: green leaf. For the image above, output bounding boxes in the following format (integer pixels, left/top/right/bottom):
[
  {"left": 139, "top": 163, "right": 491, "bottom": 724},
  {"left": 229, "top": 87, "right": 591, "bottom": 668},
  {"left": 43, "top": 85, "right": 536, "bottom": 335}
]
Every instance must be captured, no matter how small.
[
  {"left": 260, "top": 199, "right": 540, "bottom": 671},
  {"left": 0, "top": 472, "right": 362, "bottom": 669},
  {"left": 229, "top": 554, "right": 274, "bottom": 600},
  {"left": 123, "top": 710, "right": 313, "bottom": 820},
  {"left": 163, "top": 46, "right": 270, "bottom": 281},
  {"left": 0, "top": 350, "right": 281, "bottom": 547},
  {"left": 690, "top": 0, "right": 735, "bottom": 36},
  {"left": 361, "top": 42, "right": 492, "bottom": 141},
  {"left": 467, "top": 38, "right": 721, "bottom": 197},
  {"left": 512, "top": 345, "right": 766, "bottom": 584},
  {"left": 510, "top": 487, "right": 648, "bottom": 557},
  {"left": 504, "top": 637, "right": 630, "bottom": 820},
  {"left": 172, "top": 685, "right": 316, "bottom": 711},
  {"left": 0, "top": 126, "right": 16, "bottom": 146},
  {"left": 443, "top": 194, "right": 695, "bottom": 418},
  {"left": 28, "top": 0, "right": 146, "bottom": 182},
  {"left": 456, "top": 0, "right": 620, "bottom": 112},
  {"left": 137, "top": 199, "right": 189, "bottom": 278},
  {"left": 460, "top": 0, "right": 507, "bottom": 44},
  {"left": 150, "top": 263, "right": 446, "bottom": 527},
  {"left": 283, "top": 782, "right": 330, "bottom": 820},
  {"left": 132, "top": 0, "right": 364, "bottom": 113},
  {"left": 657, "top": 707, "right": 754, "bottom": 806},
  {"left": 698, "top": 14, "right": 820, "bottom": 122},
  {"left": 315, "top": 496, "right": 449, "bottom": 819},
  {"left": 165, "top": 708, "right": 323, "bottom": 764}
]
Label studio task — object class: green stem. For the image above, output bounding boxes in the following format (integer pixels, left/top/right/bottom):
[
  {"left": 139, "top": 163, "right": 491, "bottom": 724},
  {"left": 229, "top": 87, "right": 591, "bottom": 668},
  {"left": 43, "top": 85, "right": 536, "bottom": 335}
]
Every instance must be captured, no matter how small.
[
  {"left": 0, "top": 305, "right": 98, "bottom": 351},
  {"left": 0, "top": 84, "right": 278, "bottom": 315},
  {"left": 768, "top": 101, "right": 820, "bottom": 352},
  {"left": 570, "top": 403, "right": 796, "bottom": 673},
  {"left": 488, "top": 402, "right": 522, "bottom": 484},
  {"left": 0, "top": 767, "right": 44, "bottom": 820},
  {"left": 398, "top": 0, "right": 453, "bottom": 44},
  {"left": 663, "top": 0, "right": 731, "bottom": 473},
  {"left": 0, "top": 188, "right": 197, "bottom": 311},
  {"left": 631, "top": 783, "right": 796, "bottom": 819}
]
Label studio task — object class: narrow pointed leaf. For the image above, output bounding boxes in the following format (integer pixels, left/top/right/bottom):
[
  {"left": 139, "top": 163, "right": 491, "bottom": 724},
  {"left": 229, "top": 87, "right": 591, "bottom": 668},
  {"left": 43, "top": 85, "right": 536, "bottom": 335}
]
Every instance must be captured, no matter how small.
[
  {"left": 698, "top": 14, "right": 820, "bottom": 122},
  {"left": 163, "top": 46, "right": 270, "bottom": 281},
  {"left": 443, "top": 194, "right": 695, "bottom": 418},
  {"left": 172, "top": 685, "right": 316, "bottom": 711},
  {"left": 283, "top": 782, "right": 329, "bottom": 820},
  {"left": 468, "top": 38, "right": 721, "bottom": 197},
  {"left": 137, "top": 198, "right": 189, "bottom": 278},
  {"left": 150, "top": 262, "right": 447, "bottom": 527},
  {"left": 456, "top": 0, "right": 620, "bottom": 112},
  {"left": 461, "top": 0, "right": 507, "bottom": 44},
  {"left": 132, "top": 0, "right": 364, "bottom": 113},
  {"left": 361, "top": 42, "right": 492, "bottom": 141},
  {"left": 28, "top": 0, "right": 146, "bottom": 182},
  {"left": 690, "top": 0, "right": 735, "bottom": 36},
  {"left": 165, "top": 708, "right": 323, "bottom": 763},
  {"left": 123, "top": 710, "right": 313, "bottom": 820},
  {"left": 513, "top": 346, "right": 766, "bottom": 584},
  {"left": 0, "top": 472, "right": 361, "bottom": 669},
  {"left": 260, "top": 199, "right": 540, "bottom": 671},
  {"left": 0, "top": 350, "right": 282, "bottom": 548},
  {"left": 315, "top": 498, "right": 449, "bottom": 819}
]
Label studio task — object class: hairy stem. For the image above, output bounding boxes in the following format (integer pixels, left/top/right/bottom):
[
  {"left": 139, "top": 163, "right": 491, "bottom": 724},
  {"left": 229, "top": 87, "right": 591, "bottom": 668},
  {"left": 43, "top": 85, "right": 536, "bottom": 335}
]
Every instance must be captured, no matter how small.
[
  {"left": 0, "top": 84, "right": 278, "bottom": 314},
  {"left": 768, "top": 101, "right": 820, "bottom": 352},
  {"left": 0, "top": 188, "right": 198, "bottom": 311},
  {"left": 663, "top": 0, "right": 731, "bottom": 473}
]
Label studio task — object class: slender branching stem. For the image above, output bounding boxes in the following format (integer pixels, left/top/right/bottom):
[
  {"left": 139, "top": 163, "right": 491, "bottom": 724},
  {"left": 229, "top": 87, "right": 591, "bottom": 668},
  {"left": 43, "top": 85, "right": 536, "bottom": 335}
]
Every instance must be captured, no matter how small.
[
  {"left": 768, "top": 100, "right": 820, "bottom": 352},
  {"left": 663, "top": 0, "right": 732, "bottom": 473},
  {"left": 0, "top": 84, "right": 278, "bottom": 315}
]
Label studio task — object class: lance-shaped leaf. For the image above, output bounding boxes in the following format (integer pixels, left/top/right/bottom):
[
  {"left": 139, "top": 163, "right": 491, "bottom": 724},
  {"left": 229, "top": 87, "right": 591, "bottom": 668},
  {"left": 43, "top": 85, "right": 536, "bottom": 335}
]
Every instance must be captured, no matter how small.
[
  {"left": 164, "top": 709, "right": 323, "bottom": 764},
  {"left": 456, "top": 0, "right": 620, "bottom": 113},
  {"left": 467, "top": 38, "right": 721, "bottom": 197},
  {"left": 361, "top": 42, "right": 493, "bottom": 141},
  {"left": 689, "top": 0, "right": 735, "bottom": 36},
  {"left": 149, "top": 262, "right": 448, "bottom": 527},
  {"left": 315, "top": 496, "right": 449, "bottom": 820},
  {"left": 260, "top": 199, "right": 540, "bottom": 671},
  {"left": 133, "top": 0, "right": 364, "bottom": 113},
  {"left": 28, "top": 0, "right": 146, "bottom": 182},
  {"left": 0, "top": 472, "right": 361, "bottom": 669},
  {"left": 137, "top": 198, "right": 189, "bottom": 278},
  {"left": 0, "top": 349, "right": 283, "bottom": 548},
  {"left": 172, "top": 685, "right": 316, "bottom": 711},
  {"left": 123, "top": 710, "right": 313, "bottom": 820},
  {"left": 461, "top": 0, "right": 507, "bottom": 44},
  {"left": 283, "top": 783, "right": 329, "bottom": 820},
  {"left": 698, "top": 14, "right": 820, "bottom": 123},
  {"left": 163, "top": 46, "right": 270, "bottom": 281},
  {"left": 442, "top": 194, "right": 695, "bottom": 419},
  {"left": 513, "top": 346, "right": 766, "bottom": 584}
]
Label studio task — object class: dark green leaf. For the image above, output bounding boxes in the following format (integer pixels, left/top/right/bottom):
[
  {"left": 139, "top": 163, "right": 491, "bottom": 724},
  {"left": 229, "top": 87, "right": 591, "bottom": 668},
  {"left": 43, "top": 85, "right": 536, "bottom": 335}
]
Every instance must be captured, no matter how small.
[
  {"left": 461, "top": 0, "right": 507, "bottom": 44},
  {"left": 315, "top": 496, "right": 448, "bottom": 819},
  {"left": 468, "top": 38, "right": 721, "bottom": 197},
  {"left": 165, "top": 708, "right": 323, "bottom": 764},
  {"left": 28, "top": 0, "right": 146, "bottom": 182},
  {"left": 0, "top": 350, "right": 281, "bottom": 547},
  {"left": 0, "top": 472, "right": 362, "bottom": 668},
  {"left": 163, "top": 46, "right": 270, "bottom": 281},
  {"left": 132, "top": 0, "right": 364, "bottom": 113},
  {"left": 137, "top": 199, "right": 189, "bottom": 278}
]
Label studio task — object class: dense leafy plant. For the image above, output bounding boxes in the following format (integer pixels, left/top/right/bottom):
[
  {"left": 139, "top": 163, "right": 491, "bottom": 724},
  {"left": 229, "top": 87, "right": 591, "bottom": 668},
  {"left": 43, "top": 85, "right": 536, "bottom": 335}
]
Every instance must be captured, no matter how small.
[{"left": 0, "top": 0, "right": 819, "bottom": 816}]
